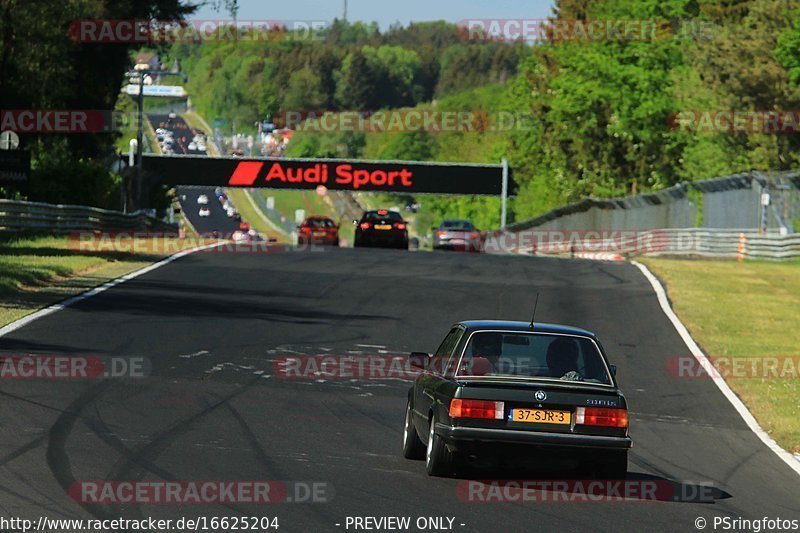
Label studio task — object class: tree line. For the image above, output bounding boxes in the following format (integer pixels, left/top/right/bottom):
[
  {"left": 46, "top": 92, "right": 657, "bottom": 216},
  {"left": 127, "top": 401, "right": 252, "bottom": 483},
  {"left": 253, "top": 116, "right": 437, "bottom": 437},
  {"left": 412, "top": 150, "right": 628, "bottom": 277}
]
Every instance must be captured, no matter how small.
[
  {"left": 6, "top": 0, "right": 800, "bottom": 224},
  {"left": 171, "top": 20, "right": 524, "bottom": 129}
]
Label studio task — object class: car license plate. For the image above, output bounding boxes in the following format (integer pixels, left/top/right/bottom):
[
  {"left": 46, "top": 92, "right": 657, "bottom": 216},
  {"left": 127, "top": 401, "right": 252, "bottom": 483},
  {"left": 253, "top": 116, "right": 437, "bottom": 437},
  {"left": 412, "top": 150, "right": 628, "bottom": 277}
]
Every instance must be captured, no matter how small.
[
  {"left": 451, "top": 239, "right": 465, "bottom": 245},
  {"left": 313, "top": 232, "right": 326, "bottom": 237},
  {"left": 375, "top": 224, "right": 392, "bottom": 230},
  {"left": 510, "top": 408, "right": 571, "bottom": 425}
]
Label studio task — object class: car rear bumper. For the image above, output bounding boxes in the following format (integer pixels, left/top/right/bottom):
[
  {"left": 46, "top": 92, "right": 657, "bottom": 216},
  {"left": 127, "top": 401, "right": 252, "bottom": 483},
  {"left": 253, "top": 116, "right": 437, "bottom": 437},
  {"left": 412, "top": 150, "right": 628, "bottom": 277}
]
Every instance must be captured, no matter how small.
[
  {"left": 358, "top": 234, "right": 408, "bottom": 246},
  {"left": 433, "top": 239, "right": 482, "bottom": 250},
  {"left": 299, "top": 235, "right": 338, "bottom": 245},
  {"left": 435, "top": 422, "right": 632, "bottom": 450}
]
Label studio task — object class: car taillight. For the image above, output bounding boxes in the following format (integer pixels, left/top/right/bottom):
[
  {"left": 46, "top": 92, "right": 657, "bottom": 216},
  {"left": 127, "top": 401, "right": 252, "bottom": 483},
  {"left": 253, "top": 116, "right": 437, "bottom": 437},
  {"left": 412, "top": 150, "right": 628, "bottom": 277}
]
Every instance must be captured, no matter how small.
[
  {"left": 575, "top": 407, "right": 628, "bottom": 428},
  {"left": 449, "top": 399, "right": 504, "bottom": 420},
  {"left": 359, "top": 222, "right": 370, "bottom": 230},
  {"left": 395, "top": 222, "right": 406, "bottom": 230},
  {"left": 300, "top": 226, "right": 311, "bottom": 233},
  {"left": 469, "top": 232, "right": 479, "bottom": 239},
  {"left": 436, "top": 231, "right": 446, "bottom": 237}
]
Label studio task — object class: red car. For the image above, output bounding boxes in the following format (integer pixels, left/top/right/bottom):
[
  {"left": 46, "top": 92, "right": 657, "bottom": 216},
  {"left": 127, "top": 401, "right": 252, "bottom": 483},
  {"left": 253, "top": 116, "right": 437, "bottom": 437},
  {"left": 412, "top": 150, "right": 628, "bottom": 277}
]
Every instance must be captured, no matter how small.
[{"left": 297, "top": 216, "right": 340, "bottom": 246}]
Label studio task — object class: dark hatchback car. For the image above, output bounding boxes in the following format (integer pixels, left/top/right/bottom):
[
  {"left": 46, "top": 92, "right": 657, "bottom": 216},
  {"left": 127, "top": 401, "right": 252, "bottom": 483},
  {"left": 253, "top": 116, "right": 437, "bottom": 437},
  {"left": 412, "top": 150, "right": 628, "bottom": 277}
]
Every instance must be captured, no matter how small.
[
  {"left": 403, "top": 321, "right": 631, "bottom": 477},
  {"left": 297, "top": 216, "right": 340, "bottom": 246},
  {"left": 354, "top": 210, "right": 409, "bottom": 249}
]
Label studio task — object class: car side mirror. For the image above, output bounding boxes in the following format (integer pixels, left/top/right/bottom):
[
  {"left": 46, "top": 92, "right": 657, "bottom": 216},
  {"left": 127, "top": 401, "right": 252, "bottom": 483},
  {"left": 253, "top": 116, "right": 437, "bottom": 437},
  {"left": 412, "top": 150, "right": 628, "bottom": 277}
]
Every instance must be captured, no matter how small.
[
  {"left": 409, "top": 352, "right": 430, "bottom": 370},
  {"left": 610, "top": 364, "right": 617, "bottom": 376}
]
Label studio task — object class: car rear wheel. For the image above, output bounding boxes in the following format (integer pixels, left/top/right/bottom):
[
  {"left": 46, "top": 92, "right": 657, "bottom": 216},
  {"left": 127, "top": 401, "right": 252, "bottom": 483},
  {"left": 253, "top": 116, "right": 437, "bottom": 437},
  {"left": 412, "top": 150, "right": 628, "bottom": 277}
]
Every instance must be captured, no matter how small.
[
  {"left": 402, "top": 401, "right": 425, "bottom": 460},
  {"left": 425, "top": 418, "right": 457, "bottom": 476},
  {"left": 593, "top": 451, "right": 628, "bottom": 479}
]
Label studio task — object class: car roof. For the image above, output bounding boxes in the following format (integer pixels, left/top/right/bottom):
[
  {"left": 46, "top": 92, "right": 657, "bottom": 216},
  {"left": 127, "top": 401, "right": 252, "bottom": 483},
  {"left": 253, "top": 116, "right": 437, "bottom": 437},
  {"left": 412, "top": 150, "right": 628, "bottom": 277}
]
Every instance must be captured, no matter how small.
[{"left": 457, "top": 320, "right": 596, "bottom": 338}]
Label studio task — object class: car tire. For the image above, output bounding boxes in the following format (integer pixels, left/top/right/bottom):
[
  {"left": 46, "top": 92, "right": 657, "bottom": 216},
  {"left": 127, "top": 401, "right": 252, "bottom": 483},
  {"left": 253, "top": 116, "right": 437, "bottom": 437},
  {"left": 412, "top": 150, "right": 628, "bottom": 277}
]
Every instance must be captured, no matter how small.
[
  {"left": 593, "top": 451, "right": 627, "bottom": 479},
  {"left": 402, "top": 401, "right": 425, "bottom": 460},
  {"left": 425, "top": 417, "right": 457, "bottom": 477}
]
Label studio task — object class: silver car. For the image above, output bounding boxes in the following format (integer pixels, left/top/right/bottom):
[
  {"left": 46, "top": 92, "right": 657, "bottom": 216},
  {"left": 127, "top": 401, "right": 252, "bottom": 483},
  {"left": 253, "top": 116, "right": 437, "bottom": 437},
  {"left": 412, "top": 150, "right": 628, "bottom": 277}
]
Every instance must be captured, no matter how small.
[{"left": 432, "top": 219, "right": 482, "bottom": 252}]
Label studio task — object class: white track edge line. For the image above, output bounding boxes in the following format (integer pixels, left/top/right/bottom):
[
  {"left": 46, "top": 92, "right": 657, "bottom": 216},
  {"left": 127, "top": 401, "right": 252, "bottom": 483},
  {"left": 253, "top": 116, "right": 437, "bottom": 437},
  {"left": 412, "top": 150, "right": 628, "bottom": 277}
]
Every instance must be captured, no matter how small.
[
  {"left": 0, "top": 243, "right": 220, "bottom": 339},
  {"left": 631, "top": 260, "right": 800, "bottom": 476},
  {"left": 242, "top": 189, "right": 290, "bottom": 238}
]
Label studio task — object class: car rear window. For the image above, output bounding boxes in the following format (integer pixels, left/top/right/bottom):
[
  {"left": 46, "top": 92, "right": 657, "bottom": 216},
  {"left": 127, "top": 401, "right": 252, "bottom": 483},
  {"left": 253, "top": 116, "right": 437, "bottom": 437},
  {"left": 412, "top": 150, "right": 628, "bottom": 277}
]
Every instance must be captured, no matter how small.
[
  {"left": 457, "top": 331, "right": 612, "bottom": 385},
  {"left": 441, "top": 220, "right": 473, "bottom": 230},
  {"left": 306, "top": 218, "right": 334, "bottom": 228},
  {"left": 364, "top": 211, "right": 402, "bottom": 222}
]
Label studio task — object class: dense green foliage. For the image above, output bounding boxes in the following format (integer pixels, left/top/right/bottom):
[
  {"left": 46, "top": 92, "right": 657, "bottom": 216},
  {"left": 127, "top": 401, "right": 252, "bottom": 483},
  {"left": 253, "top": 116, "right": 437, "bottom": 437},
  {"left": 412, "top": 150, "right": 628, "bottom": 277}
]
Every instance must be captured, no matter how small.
[
  {"left": 9, "top": 0, "right": 800, "bottom": 224},
  {"left": 180, "top": 1, "right": 800, "bottom": 226},
  {"left": 0, "top": 0, "right": 193, "bottom": 208},
  {"left": 508, "top": 0, "right": 800, "bottom": 217},
  {"left": 171, "top": 20, "right": 525, "bottom": 130}
]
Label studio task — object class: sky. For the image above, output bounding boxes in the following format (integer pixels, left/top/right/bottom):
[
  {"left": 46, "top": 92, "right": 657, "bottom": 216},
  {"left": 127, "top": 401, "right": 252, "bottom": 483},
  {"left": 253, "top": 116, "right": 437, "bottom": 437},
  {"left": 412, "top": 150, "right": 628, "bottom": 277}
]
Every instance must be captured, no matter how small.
[{"left": 188, "top": 0, "right": 556, "bottom": 29}]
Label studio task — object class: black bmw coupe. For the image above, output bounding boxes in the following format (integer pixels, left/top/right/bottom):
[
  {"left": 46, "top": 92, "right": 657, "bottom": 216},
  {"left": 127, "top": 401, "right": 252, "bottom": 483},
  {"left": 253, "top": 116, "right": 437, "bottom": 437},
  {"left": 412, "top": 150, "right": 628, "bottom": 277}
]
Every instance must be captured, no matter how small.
[{"left": 403, "top": 320, "right": 632, "bottom": 478}]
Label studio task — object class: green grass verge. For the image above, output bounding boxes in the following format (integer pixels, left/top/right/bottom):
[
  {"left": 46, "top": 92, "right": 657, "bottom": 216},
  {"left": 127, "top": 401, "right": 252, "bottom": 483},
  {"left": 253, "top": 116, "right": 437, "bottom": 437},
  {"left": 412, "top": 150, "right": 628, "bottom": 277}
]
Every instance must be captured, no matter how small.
[
  {"left": 0, "top": 235, "right": 207, "bottom": 327},
  {"left": 255, "top": 189, "right": 335, "bottom": 224},
  {"left": 640, "top": 258, "right": 800, "bottom": 453}
]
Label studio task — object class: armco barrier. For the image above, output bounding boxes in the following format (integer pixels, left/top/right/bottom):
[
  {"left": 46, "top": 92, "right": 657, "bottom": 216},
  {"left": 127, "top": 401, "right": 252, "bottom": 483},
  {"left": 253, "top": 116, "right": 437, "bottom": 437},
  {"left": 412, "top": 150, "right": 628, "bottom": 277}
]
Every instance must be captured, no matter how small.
[
  {"left": 496, "top": 228, "right": 800, "bottom": 260},
  {"left": 506, "top": 171, "right": 800, "bottom": 234},
  {"left": 0, "top": 199, "right": 176, "bottom": 233}
]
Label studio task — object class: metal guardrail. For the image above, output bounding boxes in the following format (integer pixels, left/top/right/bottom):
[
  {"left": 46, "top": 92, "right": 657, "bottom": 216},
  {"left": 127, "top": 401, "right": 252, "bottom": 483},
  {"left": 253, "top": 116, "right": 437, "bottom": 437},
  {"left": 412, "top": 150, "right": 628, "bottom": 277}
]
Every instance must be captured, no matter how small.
[
  {"left": 642, "top": 229, "right": 800, "bottom": 260},
  {"left": 0, "top": 199, "right": 176, "bottom": 233},
  {"left": 494, "top": 228, "right": 800, "bottom": 260},
  {"left": 248, "top": 191, "right": 299, "bottom": 235}
]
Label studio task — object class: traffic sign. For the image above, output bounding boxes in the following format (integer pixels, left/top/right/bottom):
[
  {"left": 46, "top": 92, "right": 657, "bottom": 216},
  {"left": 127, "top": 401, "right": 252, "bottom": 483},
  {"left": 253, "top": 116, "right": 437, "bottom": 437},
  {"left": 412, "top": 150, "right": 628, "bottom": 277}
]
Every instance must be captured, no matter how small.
[{"left": 0, "top": 130, "right": 19, "bottom": 150}]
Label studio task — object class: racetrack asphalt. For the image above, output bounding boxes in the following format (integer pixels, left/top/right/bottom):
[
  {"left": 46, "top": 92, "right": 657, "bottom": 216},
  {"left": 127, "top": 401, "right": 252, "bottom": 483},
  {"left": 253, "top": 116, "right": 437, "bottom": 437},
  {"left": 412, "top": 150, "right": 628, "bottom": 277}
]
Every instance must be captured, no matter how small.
[
  {"left": 178, "top": 186, "right": 241, "bottom": 236},
  {"left": 0, "top": 247, "right": 797, "bottom": 532}
]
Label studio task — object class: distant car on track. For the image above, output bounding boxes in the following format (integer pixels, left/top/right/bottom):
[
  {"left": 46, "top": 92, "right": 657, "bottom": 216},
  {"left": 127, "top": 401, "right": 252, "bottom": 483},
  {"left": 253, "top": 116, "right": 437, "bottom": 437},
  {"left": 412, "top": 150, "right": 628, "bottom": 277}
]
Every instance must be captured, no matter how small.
[
  {"left": 433, "top": 219, "right": 482, "bottom": 252},
  {"left": 354, "top": 210, "right": 409, "bottom": 250},
  {"left": 297, "top": 216, "right": 339, "bottom": 247},
  {"left": 403, "top": 320, "right": 630, "bottom": 478},
  {"left": 197, "top": 195, "right": 209, "bottom": 205},
  {"left": 199, "top": 207, "right": 211, "bottom": 217}
]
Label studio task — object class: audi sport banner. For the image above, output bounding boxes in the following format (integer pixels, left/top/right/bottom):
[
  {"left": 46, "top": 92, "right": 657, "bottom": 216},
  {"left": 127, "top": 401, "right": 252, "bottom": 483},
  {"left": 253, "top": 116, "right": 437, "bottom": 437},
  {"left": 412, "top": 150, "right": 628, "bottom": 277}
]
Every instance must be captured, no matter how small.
[{"left": 143, "top": 154, "right": 510, "bottom": 195}]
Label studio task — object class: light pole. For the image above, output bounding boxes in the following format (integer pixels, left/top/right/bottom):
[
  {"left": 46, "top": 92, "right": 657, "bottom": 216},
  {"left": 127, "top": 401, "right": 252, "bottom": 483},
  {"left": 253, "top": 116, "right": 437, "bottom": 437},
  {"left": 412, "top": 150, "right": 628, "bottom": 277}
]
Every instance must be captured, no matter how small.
[
  {"left": 127, "top": 68, "right": 187, "bottom": 210},
  {"left": 129, "top": 69, "right": 188, "bottom": 169}
]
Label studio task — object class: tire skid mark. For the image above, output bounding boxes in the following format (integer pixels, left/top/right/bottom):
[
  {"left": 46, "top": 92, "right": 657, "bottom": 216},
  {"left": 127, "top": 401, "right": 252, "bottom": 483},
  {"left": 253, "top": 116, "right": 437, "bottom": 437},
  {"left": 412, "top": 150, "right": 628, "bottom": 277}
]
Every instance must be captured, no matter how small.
[
  {"left": 222, "top": 401, "right": 341, "bottom": 526},
  {"left": 95, "top": 380, "right": 263, "bottom": 517},
  {"left": 0, "top": 477, "right": 74, "bottom": 520},
  {"left": 0, "top": 435, "right": 79, "bottom": 515},
  {"left": 46, "top": 381, "right": 116, "bottom": 520}
]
